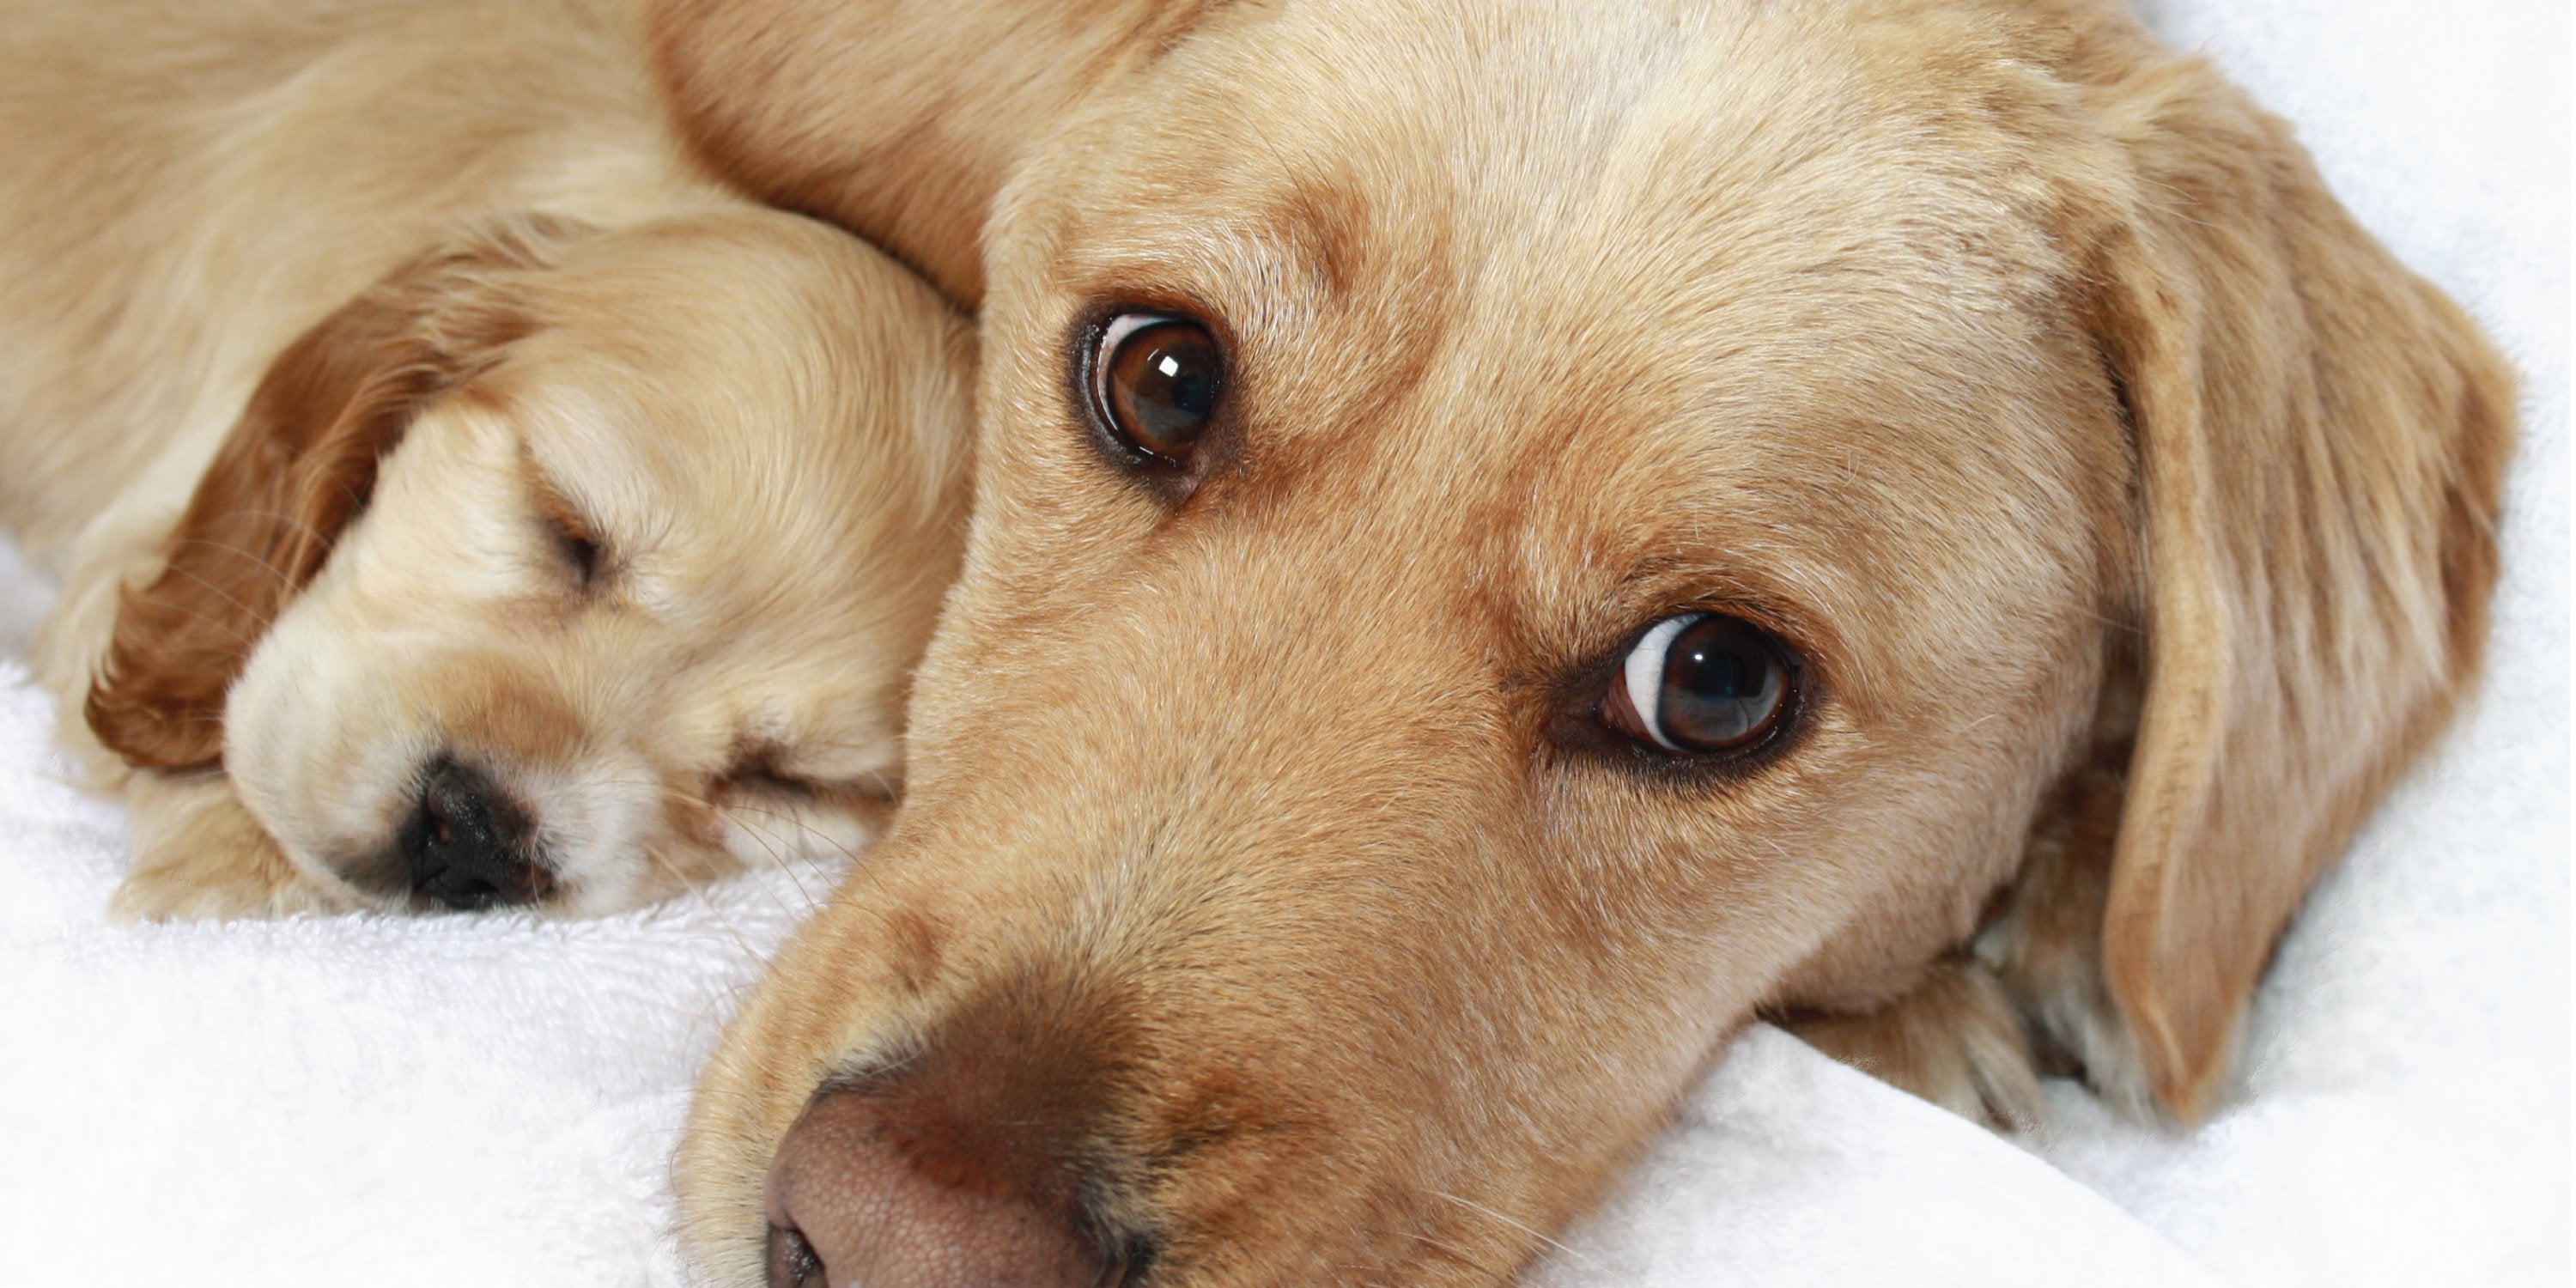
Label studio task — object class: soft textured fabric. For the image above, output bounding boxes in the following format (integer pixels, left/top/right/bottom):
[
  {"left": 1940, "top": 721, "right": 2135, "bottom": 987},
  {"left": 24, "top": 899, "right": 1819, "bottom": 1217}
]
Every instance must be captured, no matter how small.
[{"left": 0, "top": 2, "right": 2561, "bottom": 1283}]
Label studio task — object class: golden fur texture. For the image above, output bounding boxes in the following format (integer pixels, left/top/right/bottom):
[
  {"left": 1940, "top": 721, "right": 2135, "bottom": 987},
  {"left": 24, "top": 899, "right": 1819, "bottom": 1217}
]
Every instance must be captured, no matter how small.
[
  {"left": 652, "top": 0, "right": 2513, "bottom": 1282},
  {"left": 0, "top": 0, "right": 975, "bottom": 917}
]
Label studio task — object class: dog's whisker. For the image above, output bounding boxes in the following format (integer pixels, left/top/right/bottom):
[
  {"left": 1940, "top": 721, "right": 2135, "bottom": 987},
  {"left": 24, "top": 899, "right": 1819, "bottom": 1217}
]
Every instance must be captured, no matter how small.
[
  {"left": 672, "top": 789, "right": 859, "bottom": 917},
  {"left": 219, "top": 507, "right": 341, "bottom": 550},
  {"left": 712, "top": 811, "right": 817, "bottom": 911},
  {"left": 606, "top": 777, "right": 834, "bottom": 920},
  {"left": 1425, "top": 1188, "right": 1589, "bottom": 1267},
  {"left": 163, "top": 529, "right": 311, "bottom": 582},
  {"left": 118, "top": 575, "right": 274, "bottom": 643},
  {"left": 1398, "top": 1227, "right": 1510, "bottom": 1279},
  {"left": 726, "top": 815, "right": 837, "bottom": 918},
  {"left": 616, "top": 775, "right": 796, "bottom": 855},
  {"left": 639, "top": 841, "right": 769, "bottom": 973}
]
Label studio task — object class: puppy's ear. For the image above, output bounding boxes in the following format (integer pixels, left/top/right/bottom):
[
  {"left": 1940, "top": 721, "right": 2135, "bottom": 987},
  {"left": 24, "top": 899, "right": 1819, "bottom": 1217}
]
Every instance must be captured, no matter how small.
[
  {"left": 648, "top": 0, "right": 1211, "bottom": 306},
  {"left": 87, "top": 219, "right": 576, "bottom": 772},
  {"left": 2076, "top": 54, "right": 2514, "bottom": 1118}
]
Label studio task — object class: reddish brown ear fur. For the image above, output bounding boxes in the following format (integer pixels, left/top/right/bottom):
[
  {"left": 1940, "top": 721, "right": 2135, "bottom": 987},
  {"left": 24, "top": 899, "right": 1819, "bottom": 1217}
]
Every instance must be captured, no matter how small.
[
  {"left": 2071, "top": 39, "right": 2515, "bottom": 1118},
  {"left": 87, "top": 221, "right": 570, "bottom": 771}
]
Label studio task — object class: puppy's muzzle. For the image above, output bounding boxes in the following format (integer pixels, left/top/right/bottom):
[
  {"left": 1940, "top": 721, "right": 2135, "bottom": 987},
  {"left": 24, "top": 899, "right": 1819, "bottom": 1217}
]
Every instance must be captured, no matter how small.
[{"left": 397, "top": 758, "right": 551, "bottom": 909}]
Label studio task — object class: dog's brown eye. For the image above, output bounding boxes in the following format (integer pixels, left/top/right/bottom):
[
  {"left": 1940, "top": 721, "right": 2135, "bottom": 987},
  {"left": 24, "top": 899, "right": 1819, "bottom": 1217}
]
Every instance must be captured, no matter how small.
[
  {"left": 1092, "top": 313, "right": 1222, "bottom": 463},
  {"left": 1601, "top": 613, "right": 1793, "bottom": 755}
]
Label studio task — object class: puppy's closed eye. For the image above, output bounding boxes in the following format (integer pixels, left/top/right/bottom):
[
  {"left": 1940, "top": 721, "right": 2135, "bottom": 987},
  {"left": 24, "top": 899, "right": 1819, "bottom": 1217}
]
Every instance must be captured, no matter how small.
[
  {"left": 729, "top": 764, "right": 817, "bottom": 800},
  {"left": 526, "top": 465, "right": 608, "bottom": 591},
  {"left": 716, "top": 744, "right": 825, "bottom": 802}
]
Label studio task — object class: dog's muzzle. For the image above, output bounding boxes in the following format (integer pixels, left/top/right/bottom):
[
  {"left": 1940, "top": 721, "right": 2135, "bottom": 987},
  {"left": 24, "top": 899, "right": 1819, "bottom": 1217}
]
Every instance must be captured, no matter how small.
[{"left": 396, "top": 758, "right": 552, "bottom": 909}]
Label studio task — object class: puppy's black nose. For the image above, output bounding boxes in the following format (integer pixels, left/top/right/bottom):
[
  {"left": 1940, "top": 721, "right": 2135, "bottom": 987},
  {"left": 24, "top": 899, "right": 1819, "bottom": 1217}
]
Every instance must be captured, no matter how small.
[{"left": 399, "top": 759, "right": 551, "bottom": 909}]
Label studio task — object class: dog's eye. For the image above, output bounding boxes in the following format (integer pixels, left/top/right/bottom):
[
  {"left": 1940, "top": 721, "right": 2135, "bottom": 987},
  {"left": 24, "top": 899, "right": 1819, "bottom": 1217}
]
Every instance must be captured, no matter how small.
[
  {"left": 527, "top": 466, "right": 608, "bottom": 591},
  {"left": 729, "top": 766, "right": 816, "bottom": 799},
  {"left": 719, "top": 744, "right": 822, "bottom": 801},
  {"left": 1091, "top": 312, "right": 1223, "bottom": 464},
  {"left": 545, "top": 509, "right": 604, "bottom": 587},
  {"left": 1600, "top": 613, "right": 1794, "bottom": 755}
]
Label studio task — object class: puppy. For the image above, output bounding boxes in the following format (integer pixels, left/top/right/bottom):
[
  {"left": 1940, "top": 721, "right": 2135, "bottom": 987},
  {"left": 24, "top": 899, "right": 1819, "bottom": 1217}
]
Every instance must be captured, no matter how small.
[
  {"left": 652, "top": 0, "right": 2513, "bottom": 1283},
  {"left": 0, "top": 0, "right": 973, "bottom": 918}
]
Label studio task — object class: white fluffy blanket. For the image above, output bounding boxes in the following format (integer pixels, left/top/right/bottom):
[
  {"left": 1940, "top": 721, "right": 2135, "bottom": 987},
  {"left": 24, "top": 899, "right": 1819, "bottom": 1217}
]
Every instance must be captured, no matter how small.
[{"left": 0, "top": 2, "right": 2562, "bottom": 1283}]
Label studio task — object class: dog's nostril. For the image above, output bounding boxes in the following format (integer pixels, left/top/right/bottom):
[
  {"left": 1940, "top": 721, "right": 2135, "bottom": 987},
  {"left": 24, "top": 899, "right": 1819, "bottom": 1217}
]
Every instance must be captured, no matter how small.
[
  {"left": 764, "top": 1222, "right": 828, "bottom": 1288},
  {"left": 399, "top": 758, "right": 551, "bottom": 910},
  {"left": 767, "top": 1087, "right": 1115, "bottom": 1288}
]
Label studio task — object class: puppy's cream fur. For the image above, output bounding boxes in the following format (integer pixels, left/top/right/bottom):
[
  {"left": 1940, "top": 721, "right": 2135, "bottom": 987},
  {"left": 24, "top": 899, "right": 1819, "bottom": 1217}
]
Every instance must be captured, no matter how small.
[
  {"left": 654, "top": 0, "right": 2514, "bottom": 1282},
  {"left": 0, "top": 0, "right": 974, "bottom": 917}
]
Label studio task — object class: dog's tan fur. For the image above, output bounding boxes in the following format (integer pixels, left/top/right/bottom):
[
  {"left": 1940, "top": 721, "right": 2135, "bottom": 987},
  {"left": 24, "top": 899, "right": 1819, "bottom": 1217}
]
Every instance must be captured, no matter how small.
[
  {"left": 653, "top": 0, "right": 2514, "bottom": 1281},
  {"left": 0, "top": 0, "right": 975, "bottom": 917}
]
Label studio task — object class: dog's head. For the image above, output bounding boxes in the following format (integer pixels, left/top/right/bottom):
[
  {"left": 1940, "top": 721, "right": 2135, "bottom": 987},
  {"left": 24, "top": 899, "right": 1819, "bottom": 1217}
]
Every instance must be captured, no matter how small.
[
  {"left": 655, "top": 1, "right": 2511, "bottom": 1282},
  {"left": 86, "top": 208, "right": 973, "bottom": 913}
]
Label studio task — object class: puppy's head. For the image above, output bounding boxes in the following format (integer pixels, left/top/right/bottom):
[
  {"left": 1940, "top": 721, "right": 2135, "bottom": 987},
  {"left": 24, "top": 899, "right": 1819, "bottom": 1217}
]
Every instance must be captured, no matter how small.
[
  {"left": 88, "top": 209, "right": 973, "bottom": 913},
  {"left": 656, "top": 1, "right": 2511, "bottom": 1282}
]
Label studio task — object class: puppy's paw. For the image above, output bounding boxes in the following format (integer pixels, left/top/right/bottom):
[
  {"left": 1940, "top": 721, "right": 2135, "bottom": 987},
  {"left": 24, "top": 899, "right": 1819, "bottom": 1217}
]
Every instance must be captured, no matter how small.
[
  {"left": 1777, "top": 957, "right": 2046, "bottom": 1132},
  {"left": 108, "top": 775, "right": 355, "bottom": 922}
]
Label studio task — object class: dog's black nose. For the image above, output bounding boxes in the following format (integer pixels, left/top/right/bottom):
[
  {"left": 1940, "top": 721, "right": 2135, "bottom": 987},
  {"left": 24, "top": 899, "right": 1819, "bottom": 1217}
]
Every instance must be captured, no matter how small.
[{"left": 399, "top": 759, "right": 550, "bottom": 909}]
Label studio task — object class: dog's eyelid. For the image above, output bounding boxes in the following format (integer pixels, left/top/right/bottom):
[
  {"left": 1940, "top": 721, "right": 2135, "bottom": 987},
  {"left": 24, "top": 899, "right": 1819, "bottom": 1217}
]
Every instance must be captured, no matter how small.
[
  {"left": 734, "top": 767, "right": 816, "bottom": 797},
  {"left": 721, "top": 755, "right": 892, "bottom": 805},
  {"left": 718, "top": 741, "right": 844, "bottom": 798},
  {"left": 1587, "top": 573, "right": 1830, "bottom": 685},
  {"left": 523, "top": 465, "right": 611, "bottom": 589}
]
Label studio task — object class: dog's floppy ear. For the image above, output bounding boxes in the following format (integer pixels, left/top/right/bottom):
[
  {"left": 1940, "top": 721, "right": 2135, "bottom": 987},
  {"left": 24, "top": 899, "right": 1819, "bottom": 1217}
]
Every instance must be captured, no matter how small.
[
  {"left": 86, "top": 218, "right": 578, "bottom": 772},
  {"left": 648, "top": 0, "right": 1211, "bottom": 307},
  {"left": 2075, "top": 55, "right": 2514, "bottom": 1118}
]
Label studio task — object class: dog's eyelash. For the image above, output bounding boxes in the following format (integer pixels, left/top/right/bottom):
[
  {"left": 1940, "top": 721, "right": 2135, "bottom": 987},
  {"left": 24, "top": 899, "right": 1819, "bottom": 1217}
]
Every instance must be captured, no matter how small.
[
  {"left": 719, "top": 743, "right": 826, "bottom": 800},
  {"left": 528, "top": 475, "right": 609, "bottom": 590},
  {"left": 730, "top": 767, "right": 817, "bottom": 799},
  {"left": 548, "top": 513, "right": 601, "bottom": 584}
]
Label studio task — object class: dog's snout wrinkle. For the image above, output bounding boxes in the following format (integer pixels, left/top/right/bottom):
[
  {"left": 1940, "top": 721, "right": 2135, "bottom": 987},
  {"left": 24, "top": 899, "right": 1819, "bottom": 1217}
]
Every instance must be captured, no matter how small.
[
  {"left": 398, "top": 757, "right": 551, "bottom": 909},
  {"left": 767, "top": 1088, "right": 1115, "bottom": 1288}
]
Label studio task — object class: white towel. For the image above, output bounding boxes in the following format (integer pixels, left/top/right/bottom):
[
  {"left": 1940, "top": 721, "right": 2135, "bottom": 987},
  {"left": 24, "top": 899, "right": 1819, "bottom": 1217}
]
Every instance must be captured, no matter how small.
[{"left": 0, "top": 1, "right": 2561, "bottom": 1283}]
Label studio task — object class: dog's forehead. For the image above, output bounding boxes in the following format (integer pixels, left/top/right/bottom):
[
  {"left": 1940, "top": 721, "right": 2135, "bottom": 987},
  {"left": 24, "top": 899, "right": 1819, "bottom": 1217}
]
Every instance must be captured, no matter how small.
[
  {"left": 1013, "top": 0, "right": 2089, "bottom": 460},
  {"left": 997, "top": 0, "right": 2109, "bottom": 663},
  {"left": 1023, "top": 0, "right": 2083, "bottom": 305}
]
